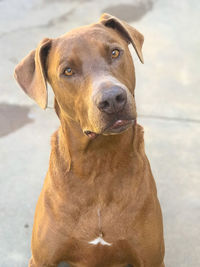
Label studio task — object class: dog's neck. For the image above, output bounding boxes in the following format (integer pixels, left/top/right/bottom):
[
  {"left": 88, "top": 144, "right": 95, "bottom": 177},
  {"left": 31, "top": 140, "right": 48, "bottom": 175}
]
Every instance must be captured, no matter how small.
[{"left": 52, "top": 110, "right": 144, "bottom": 179}]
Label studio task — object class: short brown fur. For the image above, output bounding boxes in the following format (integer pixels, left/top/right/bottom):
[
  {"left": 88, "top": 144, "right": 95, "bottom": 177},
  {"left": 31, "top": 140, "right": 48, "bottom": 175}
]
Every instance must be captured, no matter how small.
[{"left": 14, "top": 14, "right": 165, "bottom": 267}]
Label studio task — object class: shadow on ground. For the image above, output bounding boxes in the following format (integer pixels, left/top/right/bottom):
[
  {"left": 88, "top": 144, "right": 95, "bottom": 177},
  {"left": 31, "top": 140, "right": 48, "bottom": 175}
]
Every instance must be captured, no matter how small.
[
  {"left": 102, "top": 1, "right": 154, "bottom": 22},
  {"left": 0, "top": 103, "right": 33, "bottom": 137}
]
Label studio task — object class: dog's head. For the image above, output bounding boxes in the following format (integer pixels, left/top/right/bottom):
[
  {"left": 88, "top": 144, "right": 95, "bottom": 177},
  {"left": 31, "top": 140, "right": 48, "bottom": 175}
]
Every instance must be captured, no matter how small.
[{"left": 14, "top": 14, "right": 144, "bottom": 138}]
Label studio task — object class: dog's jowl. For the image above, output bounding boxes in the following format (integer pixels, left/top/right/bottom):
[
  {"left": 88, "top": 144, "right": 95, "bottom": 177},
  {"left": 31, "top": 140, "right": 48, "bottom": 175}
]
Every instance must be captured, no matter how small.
[{"left": 14, "top": 13, "right": 165, "bottom": 267}]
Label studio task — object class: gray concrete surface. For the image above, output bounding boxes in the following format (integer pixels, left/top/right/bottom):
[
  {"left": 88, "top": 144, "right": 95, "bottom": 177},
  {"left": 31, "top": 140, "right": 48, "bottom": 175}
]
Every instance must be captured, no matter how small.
[{"left": 0, "top": 0, "right": 199, "bottom": 266}]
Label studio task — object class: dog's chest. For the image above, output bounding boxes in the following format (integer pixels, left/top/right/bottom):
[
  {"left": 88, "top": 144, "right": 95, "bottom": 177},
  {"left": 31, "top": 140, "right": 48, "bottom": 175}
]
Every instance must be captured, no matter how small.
[
  {"left": 61, "top": 204, "right": 136, "bottom": 266},
  {"left": 62, "top": 190, "right": 137, "bottom": 246},
  {"left": 53, "top": 170, "right": 141, "bottom": 246},
  {"left": 47, "top": 159, "right": 148, "bottom": 257}
]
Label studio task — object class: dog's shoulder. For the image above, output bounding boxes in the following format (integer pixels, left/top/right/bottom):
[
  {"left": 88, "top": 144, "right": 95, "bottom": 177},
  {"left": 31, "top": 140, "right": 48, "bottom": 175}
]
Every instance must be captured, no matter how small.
[{"left": 133, "top": 124, "right": 145, "bottom": 151}]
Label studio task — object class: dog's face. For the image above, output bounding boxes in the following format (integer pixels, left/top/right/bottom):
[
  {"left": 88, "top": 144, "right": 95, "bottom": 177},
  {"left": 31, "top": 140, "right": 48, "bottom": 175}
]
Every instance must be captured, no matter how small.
[{"left": 14, "top": 14, "right": 144, "bottom": 138}]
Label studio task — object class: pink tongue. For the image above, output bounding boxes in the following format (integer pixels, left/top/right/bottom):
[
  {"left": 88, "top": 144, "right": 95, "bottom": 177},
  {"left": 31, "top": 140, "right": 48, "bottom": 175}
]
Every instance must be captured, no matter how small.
[
  {"left": 86, "top": 132, "right": 97, "bottom": 139},
  {"left": 111, "top": 120, "right": 129, "bottom": 129}
]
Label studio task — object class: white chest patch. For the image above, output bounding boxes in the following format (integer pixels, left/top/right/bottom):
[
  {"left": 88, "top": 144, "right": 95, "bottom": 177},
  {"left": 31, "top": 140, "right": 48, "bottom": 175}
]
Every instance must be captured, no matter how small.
[{"left": 88, "top": 236, "right": 112, "bottom": 246}]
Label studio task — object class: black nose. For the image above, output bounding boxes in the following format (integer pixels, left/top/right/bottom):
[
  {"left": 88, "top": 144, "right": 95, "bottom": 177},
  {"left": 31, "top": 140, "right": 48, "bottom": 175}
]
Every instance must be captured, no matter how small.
[{"left": 94, "top": 86, "right": 127, "bottom": 114}]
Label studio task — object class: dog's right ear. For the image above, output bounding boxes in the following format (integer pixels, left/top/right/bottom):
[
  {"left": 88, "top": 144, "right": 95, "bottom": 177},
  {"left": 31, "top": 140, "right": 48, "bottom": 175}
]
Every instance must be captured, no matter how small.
[
  {"left": 100, "top": 13, "right": 144, "bottom": 63},
  {"left": 14, "top": 38, "right": 52, "bottom": 109}
]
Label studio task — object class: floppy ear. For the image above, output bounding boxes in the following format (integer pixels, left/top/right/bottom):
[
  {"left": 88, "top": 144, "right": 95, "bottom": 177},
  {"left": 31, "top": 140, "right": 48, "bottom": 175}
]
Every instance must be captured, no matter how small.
[
  {"left": 14, "top": 38, "right": 52, "bottom": 109},
  {"left": 100, "top": 13, "right": 144, "bottom": 63}
]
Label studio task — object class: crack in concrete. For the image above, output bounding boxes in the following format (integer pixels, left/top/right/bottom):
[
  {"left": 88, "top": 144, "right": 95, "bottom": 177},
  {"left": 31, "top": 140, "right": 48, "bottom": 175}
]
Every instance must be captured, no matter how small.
[
  {"left": 139, "top": 114, "right": 200, "bottom": 124},
  {"left": 0, "top": 8, "right": 75, "bottom": 39}
]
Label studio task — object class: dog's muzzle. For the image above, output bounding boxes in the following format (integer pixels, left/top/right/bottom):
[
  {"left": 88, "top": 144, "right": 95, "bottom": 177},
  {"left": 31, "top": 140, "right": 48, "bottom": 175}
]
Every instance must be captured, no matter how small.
[{"left": 93, "top": 86, "right": 127, "bottom": 114}]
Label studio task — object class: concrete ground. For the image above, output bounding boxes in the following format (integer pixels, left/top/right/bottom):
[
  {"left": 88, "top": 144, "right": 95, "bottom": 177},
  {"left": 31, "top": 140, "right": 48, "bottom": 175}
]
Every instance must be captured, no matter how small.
[{"left": 0, "top": 0, "right": 199, "bottom": 266}]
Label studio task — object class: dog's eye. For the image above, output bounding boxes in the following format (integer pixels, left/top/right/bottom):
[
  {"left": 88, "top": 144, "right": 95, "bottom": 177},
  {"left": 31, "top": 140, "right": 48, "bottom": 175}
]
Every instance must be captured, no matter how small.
[
  {"left": 111, "top": 49, "right": 120, "bottom": 59},
  {"left": 64, "top": 67, "right": 73, "bottom": 76}
]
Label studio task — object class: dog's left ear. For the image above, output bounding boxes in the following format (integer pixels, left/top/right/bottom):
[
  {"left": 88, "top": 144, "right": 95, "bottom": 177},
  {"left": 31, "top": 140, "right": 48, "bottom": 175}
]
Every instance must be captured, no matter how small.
[{"left": 100, "top": 13, "right": 144, "bottom": 63}]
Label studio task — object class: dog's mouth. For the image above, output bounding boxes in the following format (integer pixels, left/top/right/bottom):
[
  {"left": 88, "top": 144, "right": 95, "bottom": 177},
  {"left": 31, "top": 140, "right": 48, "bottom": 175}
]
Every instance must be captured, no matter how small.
[
  {"left": 84, "top": 119, "right": 136, "bottom": 139},
  {"left": 84, "top": 131, "right": 98, "bottom": 139}
]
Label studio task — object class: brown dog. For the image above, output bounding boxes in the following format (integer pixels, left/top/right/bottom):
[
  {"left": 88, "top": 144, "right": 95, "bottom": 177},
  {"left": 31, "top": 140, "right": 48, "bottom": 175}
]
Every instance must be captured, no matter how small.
[{"left": 14, "top": 13, "right": 165, "bottom": 267}]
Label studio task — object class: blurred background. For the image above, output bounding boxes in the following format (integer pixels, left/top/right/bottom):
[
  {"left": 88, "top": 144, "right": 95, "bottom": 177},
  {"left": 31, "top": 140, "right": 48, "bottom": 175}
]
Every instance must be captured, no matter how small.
[{"left": 0, "top": 0, "right": 200, "bottom": 266}]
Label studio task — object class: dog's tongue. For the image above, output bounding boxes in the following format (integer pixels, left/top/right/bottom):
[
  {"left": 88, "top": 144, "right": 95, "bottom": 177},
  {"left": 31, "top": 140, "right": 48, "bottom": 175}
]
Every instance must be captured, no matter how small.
[
  {"left": 84, "top": 131, "right": 98, "bottom": 139},
  {"left": 111, "top": 120, "right": 129, "bottom": 129}
]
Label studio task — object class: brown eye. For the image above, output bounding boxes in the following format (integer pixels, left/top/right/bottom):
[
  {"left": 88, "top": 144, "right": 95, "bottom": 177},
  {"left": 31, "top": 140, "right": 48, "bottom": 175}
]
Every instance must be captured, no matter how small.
[
  {"left": 111, "top": 49, "right": 120, "bottom": 59},
  {"left": 64, "top": 67, "right": 73, "bottom": 76}
]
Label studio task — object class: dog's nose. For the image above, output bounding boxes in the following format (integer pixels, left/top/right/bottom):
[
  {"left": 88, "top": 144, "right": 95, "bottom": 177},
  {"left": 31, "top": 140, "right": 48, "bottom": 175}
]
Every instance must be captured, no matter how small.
[{"left": 94, "top": 86, "right": 127, "bottom": 114}]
